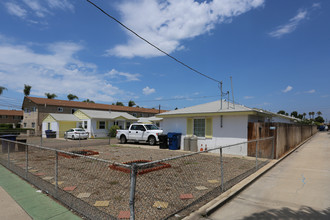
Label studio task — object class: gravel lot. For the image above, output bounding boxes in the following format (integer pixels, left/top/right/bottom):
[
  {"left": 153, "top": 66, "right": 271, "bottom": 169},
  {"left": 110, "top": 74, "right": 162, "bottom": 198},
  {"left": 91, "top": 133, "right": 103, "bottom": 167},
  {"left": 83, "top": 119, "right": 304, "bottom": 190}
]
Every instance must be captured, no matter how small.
[{"left": 1, "top": 138, "right": 267, "bottom": 219}]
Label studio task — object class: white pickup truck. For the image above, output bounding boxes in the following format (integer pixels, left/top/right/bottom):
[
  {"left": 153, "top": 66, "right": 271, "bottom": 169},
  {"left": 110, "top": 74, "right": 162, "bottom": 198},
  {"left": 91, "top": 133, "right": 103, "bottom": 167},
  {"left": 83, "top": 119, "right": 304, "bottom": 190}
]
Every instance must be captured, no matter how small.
[{"left": 116, "top": 124, "right": 163, "bottom": 145}]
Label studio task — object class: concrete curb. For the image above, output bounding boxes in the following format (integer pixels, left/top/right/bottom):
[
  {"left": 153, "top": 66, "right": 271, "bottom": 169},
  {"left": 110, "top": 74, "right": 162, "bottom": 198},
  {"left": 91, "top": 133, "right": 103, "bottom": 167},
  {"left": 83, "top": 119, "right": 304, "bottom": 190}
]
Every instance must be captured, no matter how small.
[{"left": 183, "top": 134, "right": 316, "bottom": 220}]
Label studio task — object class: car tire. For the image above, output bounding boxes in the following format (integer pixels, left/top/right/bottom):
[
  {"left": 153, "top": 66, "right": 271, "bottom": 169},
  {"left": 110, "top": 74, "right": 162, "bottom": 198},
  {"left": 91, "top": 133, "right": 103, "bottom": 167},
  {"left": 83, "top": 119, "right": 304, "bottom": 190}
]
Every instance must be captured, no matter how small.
[
  {"left": 148, "top": 136, "right": 156, "bottom": 146},
  {"left": 72, "top": 135, "right": 75, "bottom": 140},
  {"left": 120, "top": 135, "right": 127, "bottom": 144}
]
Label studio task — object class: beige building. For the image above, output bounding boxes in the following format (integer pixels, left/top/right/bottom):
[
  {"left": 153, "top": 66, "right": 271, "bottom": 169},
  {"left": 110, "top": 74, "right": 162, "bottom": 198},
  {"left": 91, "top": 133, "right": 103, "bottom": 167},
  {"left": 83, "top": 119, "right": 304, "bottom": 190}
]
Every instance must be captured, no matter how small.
[{"left": 22, "top": 96, "right": 166, "bottom": 133}]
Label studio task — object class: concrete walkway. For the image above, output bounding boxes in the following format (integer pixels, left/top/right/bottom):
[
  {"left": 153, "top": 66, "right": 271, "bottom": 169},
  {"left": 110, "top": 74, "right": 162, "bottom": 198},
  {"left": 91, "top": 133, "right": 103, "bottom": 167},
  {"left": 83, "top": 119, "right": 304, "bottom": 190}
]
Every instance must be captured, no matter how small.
[
  {"left": 207, "top": 132, "right": 330, "bottom": 220},
  {"left": 0, "top": 165, "right": 82, "bottom": 220}
]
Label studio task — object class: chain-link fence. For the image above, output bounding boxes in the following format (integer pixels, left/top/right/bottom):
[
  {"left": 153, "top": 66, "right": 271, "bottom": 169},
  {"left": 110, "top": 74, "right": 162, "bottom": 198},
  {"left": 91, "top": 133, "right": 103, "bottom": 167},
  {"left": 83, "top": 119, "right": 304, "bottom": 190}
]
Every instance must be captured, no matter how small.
[{"left": 0, "top": 135, "right": 274, "bottom": 220}]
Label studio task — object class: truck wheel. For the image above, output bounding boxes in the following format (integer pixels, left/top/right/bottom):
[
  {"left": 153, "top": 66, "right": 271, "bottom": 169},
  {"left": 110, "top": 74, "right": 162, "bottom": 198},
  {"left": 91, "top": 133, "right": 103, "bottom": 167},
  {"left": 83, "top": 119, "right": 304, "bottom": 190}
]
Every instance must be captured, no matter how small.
[
  {"left": 148, "top": 136, "right": 156, "bottom": 145},
  {"left": 120, "top": 135, "right": 127, "bottom": 144}
]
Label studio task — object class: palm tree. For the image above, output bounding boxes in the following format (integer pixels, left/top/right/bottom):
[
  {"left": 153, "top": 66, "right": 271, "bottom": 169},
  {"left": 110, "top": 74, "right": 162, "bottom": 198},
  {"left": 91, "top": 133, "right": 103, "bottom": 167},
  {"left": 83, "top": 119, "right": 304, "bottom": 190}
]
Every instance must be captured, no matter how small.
[
  {"left": 82, "top": 99, "right": 95, "bottom": 103},
  {"left": 128, "top": 100, "right": 136, "bottom": 107},
  {"left": 0, "top": 86, "right": 7, "bottom": 96},
  {"left": 302, "top": 113, "right": 306, "bottom": 119},
  {"left": 116, "top": 101, "right": 124, "bottom": 106},
  {"left": 67, "top": 94, "right": 78, "bottom": 101},
  {"left": 311, "top": 112, "right": 315, "bottom": 120},
  {"left": 45, "top": 93, "right": 57, "bottom": 99},
  {"left": 308, "top": 112, "right": 312, "bottom": 119},
  {"left": 317, "top": 111, "right": 322, "bottom": 116},
  {"left": 24, "top": 84, "right": 32, "bottom": 96}
]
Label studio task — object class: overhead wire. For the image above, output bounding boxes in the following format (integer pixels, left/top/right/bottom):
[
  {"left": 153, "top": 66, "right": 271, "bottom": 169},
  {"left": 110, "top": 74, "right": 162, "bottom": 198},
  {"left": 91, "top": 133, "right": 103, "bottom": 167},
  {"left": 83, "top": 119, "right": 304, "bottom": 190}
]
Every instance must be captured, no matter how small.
[{"left": 85, "top": 0, "right": 221, "bottom": 84}]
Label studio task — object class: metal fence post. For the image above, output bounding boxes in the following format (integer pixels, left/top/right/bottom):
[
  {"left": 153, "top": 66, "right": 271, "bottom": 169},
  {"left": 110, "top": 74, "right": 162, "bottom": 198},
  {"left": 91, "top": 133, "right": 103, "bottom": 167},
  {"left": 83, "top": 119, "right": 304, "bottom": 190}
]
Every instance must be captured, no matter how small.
[
  {"left": 55, "top": 151, "right": 58, "bottom": 197},
  {"left": 108, "top": 133, "right": 111, "bottom": 145},
  {"left": 7, "top": 140, "right": 10, "bottom": 168},
  {"left": 25, "top": 145, "right": 29, "bottom": 179},
  {"left": 255, "top": 140, "right": 259, "bottom": 170},
  {"left": 271, "top": 137, "right": 275, "bottom": 159},
  {"left": 79, "top": 133, "right": 81, "bottom": 148},
  {"left": 40, "top": 133, "right": 43, "bottom": 146},
  {"left": 220, "top": 148, "right": 224, "bottom": 192},
  {"left": 129, "top": 163, "right": 137, "bottom": 220}
]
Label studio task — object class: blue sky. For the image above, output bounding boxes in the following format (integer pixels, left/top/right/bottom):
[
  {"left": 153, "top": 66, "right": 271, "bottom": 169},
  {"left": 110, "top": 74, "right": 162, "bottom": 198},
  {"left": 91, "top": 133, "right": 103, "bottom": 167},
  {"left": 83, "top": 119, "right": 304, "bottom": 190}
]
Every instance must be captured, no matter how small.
[{"left": 0, "top": 0, "right": 329, "bottom": 121}]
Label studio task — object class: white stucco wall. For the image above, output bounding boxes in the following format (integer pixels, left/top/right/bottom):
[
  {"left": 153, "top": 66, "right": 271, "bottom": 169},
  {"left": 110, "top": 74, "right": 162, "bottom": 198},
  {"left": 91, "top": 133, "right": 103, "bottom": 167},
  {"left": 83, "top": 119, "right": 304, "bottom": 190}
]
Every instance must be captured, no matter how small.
[
  {"left": 42, "top": 122, "right": 58, "bottom": 138},
  {"left": 161, "top": 115, "right": 248, "bottom": 156}
]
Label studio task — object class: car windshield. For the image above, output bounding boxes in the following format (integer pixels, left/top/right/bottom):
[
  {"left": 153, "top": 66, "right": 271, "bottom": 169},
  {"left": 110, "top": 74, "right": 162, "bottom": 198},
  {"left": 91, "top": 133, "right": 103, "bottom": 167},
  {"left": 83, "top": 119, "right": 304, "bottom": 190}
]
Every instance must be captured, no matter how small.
[
  {"left": 145, "top": 124, "right": 159, "bottom": 130},
  {"left": 75, "top": 128, "right": 85, "bottom": 132}
]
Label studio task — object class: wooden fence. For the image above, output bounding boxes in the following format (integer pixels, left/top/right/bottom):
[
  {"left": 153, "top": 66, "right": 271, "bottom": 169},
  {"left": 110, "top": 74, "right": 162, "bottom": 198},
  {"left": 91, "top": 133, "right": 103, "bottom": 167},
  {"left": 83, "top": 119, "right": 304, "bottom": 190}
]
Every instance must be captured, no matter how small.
[{"left": 248, "top": 122, "right": 317, "bottom": 159}]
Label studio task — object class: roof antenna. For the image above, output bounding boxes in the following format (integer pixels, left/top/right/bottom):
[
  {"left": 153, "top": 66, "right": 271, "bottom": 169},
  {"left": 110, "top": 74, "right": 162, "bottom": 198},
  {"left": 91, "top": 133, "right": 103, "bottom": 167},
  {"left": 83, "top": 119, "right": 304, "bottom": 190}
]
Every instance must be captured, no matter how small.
[
  {"left": 230, "top": 76, "right": 235, "bottom": 109},
  {"left": 219, "top": 81, "right": 223, "bottom": 110}
]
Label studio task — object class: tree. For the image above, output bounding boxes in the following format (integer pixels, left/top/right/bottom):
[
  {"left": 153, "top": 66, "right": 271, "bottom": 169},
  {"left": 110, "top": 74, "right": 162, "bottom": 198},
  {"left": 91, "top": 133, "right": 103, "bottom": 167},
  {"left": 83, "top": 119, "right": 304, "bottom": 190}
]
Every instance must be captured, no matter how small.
[
  {"left": 308, "top": 112, "right": 312, "bottom": 119},
  {"left": 0, "top": 86, "right": 7, "bottom": 96},
  {"left": 317, "top": 111, "right": 322, "bottom": 116},
  {"left": 116, "top": 101, "right": 124, "bottom": 106},
  {"left": 67, "top": 94, "right": 79, "bottom": 101},
  {"left": 45, "top": 93, "right": 57, "bottom": 99},
  {"left": 277, "top": 110, "right": 286, "bottom": 115},
  {"left": 290, "top": 111, "right": 298, "bottom": 118},
  {"left": 24, "top": 84, "right": 31, "bottom": 96},
  {"left": 315, "top": 116, "right": 325, "bottom": 123},
  {"left": 128, "top": 100, "right": 136, "bottom": 107},
  {"left": 302, "top": 113, "right": 306, "bottom": 119},
  {"left": 311, "top": 112, "right": 315, "bottom": 119},
  {"left": 297, "top": 114, "right": 304, "bottom": 119},
  {"left": 82, "top": 99, "right": 95, "bottom": 103}
]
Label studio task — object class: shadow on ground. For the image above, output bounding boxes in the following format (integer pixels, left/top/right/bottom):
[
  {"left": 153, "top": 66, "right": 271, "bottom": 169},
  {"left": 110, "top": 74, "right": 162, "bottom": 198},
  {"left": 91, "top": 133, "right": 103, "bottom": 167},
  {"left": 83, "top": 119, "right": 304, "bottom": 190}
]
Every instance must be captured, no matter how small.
[{"left": 242, "top": 206, "right": 330, "bottom": 220}]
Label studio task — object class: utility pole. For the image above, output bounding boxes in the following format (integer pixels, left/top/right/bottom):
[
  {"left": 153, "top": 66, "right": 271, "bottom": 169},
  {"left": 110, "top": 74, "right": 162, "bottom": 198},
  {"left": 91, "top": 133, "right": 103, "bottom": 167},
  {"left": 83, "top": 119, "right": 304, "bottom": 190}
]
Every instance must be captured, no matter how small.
[
  {"left": 220, "top": 81, "right": 223, "bottom": 110},
  {"left": 230, "top": 76, "right": 235, "bottom": 109},
  {"left": 158, "top": 104, "right": 160, "bottom": 113}
]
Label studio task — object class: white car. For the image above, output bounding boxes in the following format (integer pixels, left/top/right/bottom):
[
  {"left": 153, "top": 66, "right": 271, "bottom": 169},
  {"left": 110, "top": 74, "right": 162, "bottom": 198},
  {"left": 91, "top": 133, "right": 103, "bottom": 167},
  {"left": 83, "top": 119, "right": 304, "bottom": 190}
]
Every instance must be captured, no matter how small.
[{"left": 64, "top": 128, "right": 89, "bottom": 140}]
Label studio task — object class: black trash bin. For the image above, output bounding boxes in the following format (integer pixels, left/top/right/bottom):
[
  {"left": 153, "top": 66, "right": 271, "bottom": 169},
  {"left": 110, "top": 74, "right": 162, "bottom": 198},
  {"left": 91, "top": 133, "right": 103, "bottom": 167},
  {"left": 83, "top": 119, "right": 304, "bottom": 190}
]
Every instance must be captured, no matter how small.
[
  {"left": 1, "top": 135, "right": 17, "bottom": 153},
  {"left": 45, "top": 130, "right": 56, "bottom": 138},
  {"left": 168, "top": 132, "right": 182, "bottom": 150},
  {"left": 17, "top": 139, "right": 27, "bottom": 152},
  {"left": 159, "top": 134, "right": 168, "bottom": 149}
]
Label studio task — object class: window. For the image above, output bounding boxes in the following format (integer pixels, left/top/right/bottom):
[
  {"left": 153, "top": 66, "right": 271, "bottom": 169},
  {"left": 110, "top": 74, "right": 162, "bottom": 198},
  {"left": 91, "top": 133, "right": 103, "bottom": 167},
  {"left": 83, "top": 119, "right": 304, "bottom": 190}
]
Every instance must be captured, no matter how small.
[
  {"left": 24, "top": 123, "right": 27, "bottom": 128},
  {"left": 24, "top": 108, "right": 30, "bottom": 113},
  {"left": 57, "top": 107, "right": 63, "bottom": 112},
  {"left": 98, "top": 121, "right": 105, "bottom": 129},
  {"left": 194, "top": 119, "right": 205, "bottom": 137},
  {"left": 0, "top": 115, "right": 8, "bottom": 119},
  {"left": 31, "top": 107, "right": 37, "bottom": 112},
  {"left": 83, "top": 121, "right": 87, "bottom": 129},
  {"left": 32, "top": 122, "right": 35, "bottom": 128}
]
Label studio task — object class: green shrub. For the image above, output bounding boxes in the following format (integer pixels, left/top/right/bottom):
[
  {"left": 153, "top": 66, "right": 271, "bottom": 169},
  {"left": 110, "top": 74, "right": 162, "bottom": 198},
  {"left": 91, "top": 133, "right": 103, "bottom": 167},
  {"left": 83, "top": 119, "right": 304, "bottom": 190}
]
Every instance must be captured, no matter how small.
[{"left": 109, "top": 125, "right": 120, "bottom": 137}]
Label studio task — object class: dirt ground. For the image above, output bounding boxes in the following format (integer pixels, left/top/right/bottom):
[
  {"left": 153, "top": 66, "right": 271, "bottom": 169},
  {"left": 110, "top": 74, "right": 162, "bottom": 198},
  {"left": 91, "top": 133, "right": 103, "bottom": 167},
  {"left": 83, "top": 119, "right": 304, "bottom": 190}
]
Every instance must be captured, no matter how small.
[{"left": 0, "top": 138, "right": 266, "bottom": 220}]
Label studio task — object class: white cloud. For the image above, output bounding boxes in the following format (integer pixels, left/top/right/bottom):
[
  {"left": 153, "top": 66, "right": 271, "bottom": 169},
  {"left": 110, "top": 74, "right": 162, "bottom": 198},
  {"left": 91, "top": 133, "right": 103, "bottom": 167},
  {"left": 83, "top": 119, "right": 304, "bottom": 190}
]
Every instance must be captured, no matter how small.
[
  {"left": 0, "top": 39, "right": 135, "bottom": 102},
  {"left": 282, "top": 86, "right": 293, "bottom": 93},
  {"left": 107, "top": 0, "right": 264, "bottom": 58},
  {"left": 142, "top": 86, "right": 156, "bottom": 95},
  {"left": 47, "top": 0, "right": 74, "bottom": 12},
  {"left": 106, "top": 69, "right": 141, "bottom": 81},
  {"left": 5, "top": 2, "right": 27, "bottom": 18},
  {"left": 4, "top": 0, "right": 74, "bottom": 22},
  {"left": 269, "top": 9, "right": 308, "bottom": 38},
  {"left": 305, "top": 89, "right": 315, "bottom": 94},
  {"left": 244, "top": 96, "right": 254, "bottom": 99}
]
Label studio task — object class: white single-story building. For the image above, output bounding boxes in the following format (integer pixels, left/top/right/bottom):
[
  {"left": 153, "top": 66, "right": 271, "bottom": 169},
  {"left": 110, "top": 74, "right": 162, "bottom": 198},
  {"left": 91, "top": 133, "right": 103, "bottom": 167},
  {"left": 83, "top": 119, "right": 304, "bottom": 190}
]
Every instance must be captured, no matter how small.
[
  {"left": 42, "top": 109, "right": 138, "bottom": 138},
  {"left": 74, "top": 109, "right": 138, "bottom": 138},
  {"left": 157, "top": 100, "right": 298, "bottom": 155}
]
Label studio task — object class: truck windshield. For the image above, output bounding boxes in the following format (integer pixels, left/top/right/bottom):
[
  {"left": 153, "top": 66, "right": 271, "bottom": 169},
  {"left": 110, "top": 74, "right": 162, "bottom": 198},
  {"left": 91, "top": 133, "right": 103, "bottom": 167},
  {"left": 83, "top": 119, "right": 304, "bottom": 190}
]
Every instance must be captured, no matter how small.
[{"left": 145, "top": 124, "right": 159, "bottom": 130}]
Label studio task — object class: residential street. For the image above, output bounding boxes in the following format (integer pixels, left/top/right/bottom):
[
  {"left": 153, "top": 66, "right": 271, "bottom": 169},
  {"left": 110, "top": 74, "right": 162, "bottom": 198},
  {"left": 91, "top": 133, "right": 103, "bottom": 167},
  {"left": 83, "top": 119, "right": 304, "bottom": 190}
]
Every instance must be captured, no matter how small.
[{"left": 207, "top": 132, "right": 330, "bottom": 220}]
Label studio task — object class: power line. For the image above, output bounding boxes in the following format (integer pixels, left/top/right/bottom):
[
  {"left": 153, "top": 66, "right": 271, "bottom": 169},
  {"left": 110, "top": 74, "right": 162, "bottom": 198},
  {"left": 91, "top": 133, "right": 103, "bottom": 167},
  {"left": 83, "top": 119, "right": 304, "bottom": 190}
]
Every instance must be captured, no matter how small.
[
  {"left": 124, "top": 95, "right": 219, "bottom": 104},
  {"left": 85, "top": 0, "right": 221, "bottom": 84}
]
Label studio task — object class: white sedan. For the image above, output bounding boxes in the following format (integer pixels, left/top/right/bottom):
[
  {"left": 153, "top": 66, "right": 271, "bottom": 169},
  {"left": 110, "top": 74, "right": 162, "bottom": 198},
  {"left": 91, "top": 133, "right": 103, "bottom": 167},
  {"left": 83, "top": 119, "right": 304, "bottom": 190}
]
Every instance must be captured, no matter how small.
[{"left": 64, "top": 128, "right": 89, "bottom": 140}]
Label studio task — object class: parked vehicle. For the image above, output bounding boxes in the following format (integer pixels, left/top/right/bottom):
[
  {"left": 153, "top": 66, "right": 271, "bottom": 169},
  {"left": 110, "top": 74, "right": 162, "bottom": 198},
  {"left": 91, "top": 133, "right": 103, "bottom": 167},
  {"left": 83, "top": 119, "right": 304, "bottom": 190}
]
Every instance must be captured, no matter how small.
[
  {"left": 64, "top": 128, "right": 89, "bottom": 140},
  {"left": 116, "top": 124, "right": 163, "bottom": 145}
]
